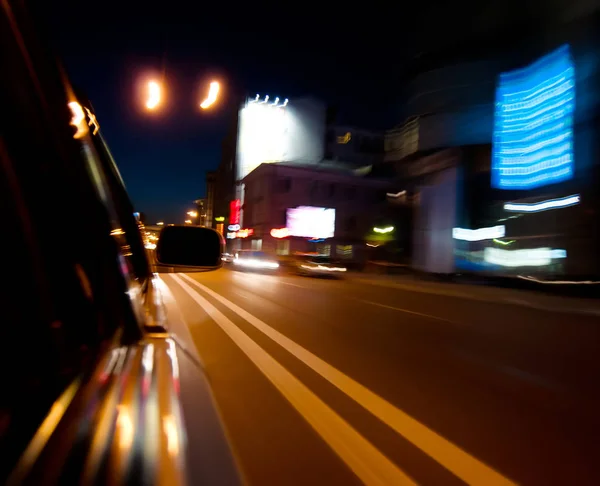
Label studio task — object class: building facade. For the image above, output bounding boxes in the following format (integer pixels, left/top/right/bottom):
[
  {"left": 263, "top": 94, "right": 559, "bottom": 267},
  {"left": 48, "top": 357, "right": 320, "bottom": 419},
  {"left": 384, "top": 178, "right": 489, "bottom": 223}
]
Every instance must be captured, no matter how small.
[
  {"left": 383, "top": 10, "right": 600, "bottom": 279},
  {"left": 325, "top": 125, "right": 384, "bottom": 168},
  {"left": 211, "top": 94, "right": 388, "bottom": 248},
  {"left": 235, "top": 163, "right": 402, "bottom": 264}
]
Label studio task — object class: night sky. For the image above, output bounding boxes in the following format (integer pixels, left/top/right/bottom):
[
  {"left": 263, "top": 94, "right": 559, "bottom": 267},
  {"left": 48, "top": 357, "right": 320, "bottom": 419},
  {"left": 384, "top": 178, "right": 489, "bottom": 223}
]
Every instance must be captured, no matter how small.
[{"left": 39, "top": 1, "right": 540, "bottom": 223}]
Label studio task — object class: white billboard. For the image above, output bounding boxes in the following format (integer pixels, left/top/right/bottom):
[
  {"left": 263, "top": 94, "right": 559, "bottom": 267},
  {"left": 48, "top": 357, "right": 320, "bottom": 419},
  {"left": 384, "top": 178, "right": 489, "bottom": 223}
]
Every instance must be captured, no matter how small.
[
  {"left": 236, "top": 96, "right": 325, "bottom": 181},
  {"left": 286, "top": 206, "right": 335, "bottom": 239}
]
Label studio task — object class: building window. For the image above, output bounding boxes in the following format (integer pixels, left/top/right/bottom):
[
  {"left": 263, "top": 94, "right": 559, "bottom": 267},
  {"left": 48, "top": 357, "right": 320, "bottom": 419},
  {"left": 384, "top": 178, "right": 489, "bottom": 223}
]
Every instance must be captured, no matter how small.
[
  {"left": 276, "top": 240, "right": 290, "bottom": 256},
  {"left": 316, "top": 244, "right": 331, "bottom": 256},
  {"left": 337, "top": 132, "right": 351, "bottom": 144},
  {"left": 251, "top": 239, "right": 262, "bottom": 250},
  {"left": 336, "top": 245, "right": 353, "bottom": 259}
]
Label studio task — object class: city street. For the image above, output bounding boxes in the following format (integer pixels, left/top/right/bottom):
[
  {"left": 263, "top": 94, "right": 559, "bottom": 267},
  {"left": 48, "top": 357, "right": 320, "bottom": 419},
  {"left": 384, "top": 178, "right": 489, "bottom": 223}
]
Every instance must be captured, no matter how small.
[{"left": 161, "top": 268, "right": 600, "bottom": 486}]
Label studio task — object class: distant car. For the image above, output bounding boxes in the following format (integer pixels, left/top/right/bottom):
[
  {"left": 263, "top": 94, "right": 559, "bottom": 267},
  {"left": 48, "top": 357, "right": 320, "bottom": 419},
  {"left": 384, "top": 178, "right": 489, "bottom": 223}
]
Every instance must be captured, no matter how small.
[
  {"left": 293, "top": 255, "right": 347, "bottom": 278},
  {"left": 221, "top": 252, "right": 235, "bottom": 263},
  {"left": 232, "top": 250, "right": 280, "bottom": 271}
]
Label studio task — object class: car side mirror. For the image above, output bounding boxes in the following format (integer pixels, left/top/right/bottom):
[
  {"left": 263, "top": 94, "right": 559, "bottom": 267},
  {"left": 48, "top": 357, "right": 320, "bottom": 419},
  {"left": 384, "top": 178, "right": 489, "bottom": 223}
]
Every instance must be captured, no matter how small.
[{"left": 155, "top": 225, "right": 223, "bottom": 270}]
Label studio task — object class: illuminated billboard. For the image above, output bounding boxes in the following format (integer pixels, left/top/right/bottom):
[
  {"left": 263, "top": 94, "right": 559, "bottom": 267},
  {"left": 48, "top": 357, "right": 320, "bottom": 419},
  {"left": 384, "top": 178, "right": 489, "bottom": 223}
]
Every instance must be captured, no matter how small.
[
  {"left": 237, "top": 96, "right": 288, "bottom": 181},
  {"left": 286, "top": 206, "right": 335, "bottom": 239},
  {"left": 491, "top": 45, "right": 575, "bottom": 190},
  {"left": 236, "top": 96, "right": 326, "bottom": 180}
]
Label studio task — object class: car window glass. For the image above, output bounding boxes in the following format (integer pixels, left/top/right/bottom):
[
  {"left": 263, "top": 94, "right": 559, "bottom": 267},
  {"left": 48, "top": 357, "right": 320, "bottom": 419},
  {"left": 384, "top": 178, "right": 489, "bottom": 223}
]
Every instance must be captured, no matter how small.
[{"left": 76, "top": 120, "right": 150, "bottom": 284}]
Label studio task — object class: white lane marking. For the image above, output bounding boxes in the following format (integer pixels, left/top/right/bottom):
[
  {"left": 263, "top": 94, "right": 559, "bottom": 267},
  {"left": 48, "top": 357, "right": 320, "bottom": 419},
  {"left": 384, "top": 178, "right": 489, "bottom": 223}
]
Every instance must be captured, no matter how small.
[
  {"left": 232, "top": 271, "right": 311, "bottom": 290},
  {"left": 504, "top": 298, "right": 600, "bottom": 317},
  {"left": 278, "top": 280, "right": 310, "bottom": 289},
  {"left": 180, "top": 273, "right": 516, "bottom": 486},
  {"left": 355, "top": 278, "right": 600, "bottom": 317},
  {"left": 358, "top": 299, "right": 457, "bottom": 324},
  {"left": 230, "top": 271, "right": 452, "bottom": 321},
  {"left": 169, "top": 274, "right": 415, "bottom": 486},
  {"left": 231, "top": 290, "right": 252, "bottom": 300}
]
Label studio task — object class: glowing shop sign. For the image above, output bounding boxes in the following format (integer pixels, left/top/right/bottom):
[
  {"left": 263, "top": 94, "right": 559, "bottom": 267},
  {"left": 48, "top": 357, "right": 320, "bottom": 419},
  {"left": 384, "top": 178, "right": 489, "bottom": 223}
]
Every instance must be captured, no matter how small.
[
  {"left": 503, "top": 194, "right": 580, "bottom": 213},
  {"left": 484, "top": 247, "right": 567, "bottom": 267},
  {"left": 236, "top": 228, "right": 254, "bottom": 238},
  {"left": 286, "top": 206, "right": 335, "bottom": 239},
  {"left": 452, "top": 225, "right": 505, "bottom": 242},
  {"left": 270, "top": 228, "right": 289, "bottom": 238},
  {"left": 492, "top": 44, "right": 575, "bottom": 190},
  {"left": 229, "top": 200, "right": 241, "bottom": 225}
]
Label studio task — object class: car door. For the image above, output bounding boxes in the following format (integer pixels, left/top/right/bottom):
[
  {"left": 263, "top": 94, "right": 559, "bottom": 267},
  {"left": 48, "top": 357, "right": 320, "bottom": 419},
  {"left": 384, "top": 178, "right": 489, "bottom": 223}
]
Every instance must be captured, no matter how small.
[{"left": 0, "top": 2, "right": 242, "bottom": 484}]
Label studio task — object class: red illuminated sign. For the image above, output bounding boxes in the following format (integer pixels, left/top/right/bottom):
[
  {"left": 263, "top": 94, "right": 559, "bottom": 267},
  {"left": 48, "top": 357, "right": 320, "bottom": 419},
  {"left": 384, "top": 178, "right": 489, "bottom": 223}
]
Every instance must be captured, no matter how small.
[
  {"left": 230, "top": 199, "right": 241, "bottom": 225},
  {"left": 270, "top": 227, "right": 289, "bottom": 238}
]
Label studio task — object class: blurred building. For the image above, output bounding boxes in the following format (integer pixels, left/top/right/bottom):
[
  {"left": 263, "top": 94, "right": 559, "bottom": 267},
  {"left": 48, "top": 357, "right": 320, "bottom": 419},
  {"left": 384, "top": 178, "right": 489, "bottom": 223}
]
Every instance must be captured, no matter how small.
[
  {"left": 211, "top": 94, "right": 387, "bottom": 251},
  {"left": 325, "top": 125, "right": 384, "bottom": 168},
  {"left": 204, "top": 171, "right": 216, "bottom": 228},
  {"left": 238, "top": 162, "right": 401, "bottom": 264},
  {"left": 193, "top": 198, "right": 207, "bottom": 226},
  {"left": 381, "top": 9, "right": 600, "bottom": 279}
]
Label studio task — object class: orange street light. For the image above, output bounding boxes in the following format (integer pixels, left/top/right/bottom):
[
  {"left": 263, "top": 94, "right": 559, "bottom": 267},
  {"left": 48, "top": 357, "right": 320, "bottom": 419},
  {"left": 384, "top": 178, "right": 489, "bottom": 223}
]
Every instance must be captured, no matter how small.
[
  {"left": 184, "top": 219, "right": 192, "bottom": 224},
  {"left": 200, "top": 81, "right": 220, "bottom": 109},
  {"left": 146, "top": 80, "right": 162, "bottom": 110}
]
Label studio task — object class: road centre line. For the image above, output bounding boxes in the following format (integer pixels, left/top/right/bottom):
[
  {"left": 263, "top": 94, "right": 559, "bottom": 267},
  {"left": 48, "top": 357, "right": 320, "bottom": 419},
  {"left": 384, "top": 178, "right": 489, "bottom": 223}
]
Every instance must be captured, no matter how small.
[
  {"left": 358, "top": 299, "right": 457, "bottom": 324},
  {"left": 179, "top": 273, "right": 516, "bottom": 486},
  {"left": 278, "top": 280, "right": 311, "bottom": 289},
  {"left": 169, "top": 274, "right": 415, "bottom": 486},
  {"left": 231, "top": 271, "right": 456, "bottom": 324}
]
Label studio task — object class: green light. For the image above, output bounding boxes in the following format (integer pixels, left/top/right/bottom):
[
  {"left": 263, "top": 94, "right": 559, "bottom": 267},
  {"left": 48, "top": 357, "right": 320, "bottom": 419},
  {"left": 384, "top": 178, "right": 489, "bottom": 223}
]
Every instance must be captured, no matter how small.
[
  {"left": 215, "top": 216, "right": 225, "bottom": 222},
  {"left": 373, "top": 226, "right": 394, "bottom": 234},
  {"left": 493, "top": 238, "right": 515, "bottom": 246}
]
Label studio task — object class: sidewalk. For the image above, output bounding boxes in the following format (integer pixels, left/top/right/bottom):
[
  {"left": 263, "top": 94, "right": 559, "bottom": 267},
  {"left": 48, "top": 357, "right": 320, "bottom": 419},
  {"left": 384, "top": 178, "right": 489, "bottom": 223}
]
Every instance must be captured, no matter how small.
[{"left": 347, "top": 272, "right": 600, "bottom": 317}]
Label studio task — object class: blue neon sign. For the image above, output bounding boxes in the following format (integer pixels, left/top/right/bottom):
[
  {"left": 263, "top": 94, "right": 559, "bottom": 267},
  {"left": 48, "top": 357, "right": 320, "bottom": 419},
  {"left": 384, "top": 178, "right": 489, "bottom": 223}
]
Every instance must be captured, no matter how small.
[{"left": 492, "top": 45, "right": 575, "bottom": 190}]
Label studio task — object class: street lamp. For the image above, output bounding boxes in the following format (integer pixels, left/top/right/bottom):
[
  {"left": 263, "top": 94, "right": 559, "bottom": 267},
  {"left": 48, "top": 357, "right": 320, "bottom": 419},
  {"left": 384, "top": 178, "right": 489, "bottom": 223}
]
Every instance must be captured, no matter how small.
[
  {"left": 187, "top": 210, "right": 198, "bottom": 218},
  {"left": 157, "top": 221, "right": 164, "bottom": 226},
  {"left": 185, "top": 219, "right": 192, "bottom": 224},
  {"left": 200, "top": 81, "right": 220, "bottom": 109},
  {"left": 145, "top": 80, "right": 162, "bottom": 110}
]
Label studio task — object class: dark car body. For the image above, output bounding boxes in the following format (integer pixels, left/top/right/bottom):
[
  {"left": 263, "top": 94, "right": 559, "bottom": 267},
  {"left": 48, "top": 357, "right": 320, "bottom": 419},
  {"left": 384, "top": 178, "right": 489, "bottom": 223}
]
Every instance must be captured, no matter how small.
[
  {"left": 293, "top": 255, "right": 348, "bottom": 278},
  {"left": 0, "top": 3, "right": 241, "bottom": 485}
]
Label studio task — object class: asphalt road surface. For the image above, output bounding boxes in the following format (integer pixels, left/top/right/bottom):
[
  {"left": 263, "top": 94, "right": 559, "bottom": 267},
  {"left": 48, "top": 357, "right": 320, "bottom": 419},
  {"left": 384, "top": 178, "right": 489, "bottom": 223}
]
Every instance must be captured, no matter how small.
[{"left": 160, "top": 268, "right": 600, "bottom": 485}]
